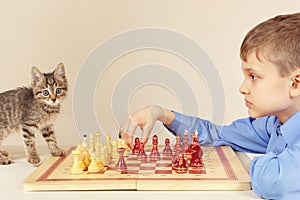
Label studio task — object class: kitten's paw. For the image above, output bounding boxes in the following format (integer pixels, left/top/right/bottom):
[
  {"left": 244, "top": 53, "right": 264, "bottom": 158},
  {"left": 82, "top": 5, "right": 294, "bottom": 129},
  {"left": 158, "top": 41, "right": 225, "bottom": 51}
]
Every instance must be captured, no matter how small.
[
  {"left": 51, "top": 148, "right": 65, "bottom": 157},
  {"left": 0, "top": 155, "right": 12, "bottom": 165},
  {"left": 0, "top": 150, "right": 9, "bottom": 157},
  {"left": 27, "top": 155, "right": 41, "bottom": 165}
]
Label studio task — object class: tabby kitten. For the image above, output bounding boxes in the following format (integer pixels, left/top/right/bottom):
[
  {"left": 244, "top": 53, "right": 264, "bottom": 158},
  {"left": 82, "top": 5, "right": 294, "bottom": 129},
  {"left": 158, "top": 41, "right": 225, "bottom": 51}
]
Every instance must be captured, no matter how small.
[{"left": 0, "top": 63, "right": 67, "bottom": 165}]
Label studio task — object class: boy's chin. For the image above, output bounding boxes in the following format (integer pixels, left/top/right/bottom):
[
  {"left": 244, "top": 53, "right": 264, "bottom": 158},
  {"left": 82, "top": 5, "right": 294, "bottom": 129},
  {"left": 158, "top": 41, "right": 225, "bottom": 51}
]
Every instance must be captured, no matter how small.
[{"left": 248, "top": 110, "right": 266, "bottom": 119}]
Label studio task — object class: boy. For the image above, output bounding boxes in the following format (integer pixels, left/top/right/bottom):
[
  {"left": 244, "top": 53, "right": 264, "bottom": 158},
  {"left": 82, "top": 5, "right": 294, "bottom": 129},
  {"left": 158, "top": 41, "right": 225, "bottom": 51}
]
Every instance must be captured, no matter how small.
[{"left": 119, "top": 12, "right": 300, "bottom": 199}]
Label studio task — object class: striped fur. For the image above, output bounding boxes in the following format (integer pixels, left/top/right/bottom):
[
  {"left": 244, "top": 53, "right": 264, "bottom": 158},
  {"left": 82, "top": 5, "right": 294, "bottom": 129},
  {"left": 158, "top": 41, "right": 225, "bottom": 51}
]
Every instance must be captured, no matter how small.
[{"left": 0, "top": 63, "right": 67, "bottom": 165}]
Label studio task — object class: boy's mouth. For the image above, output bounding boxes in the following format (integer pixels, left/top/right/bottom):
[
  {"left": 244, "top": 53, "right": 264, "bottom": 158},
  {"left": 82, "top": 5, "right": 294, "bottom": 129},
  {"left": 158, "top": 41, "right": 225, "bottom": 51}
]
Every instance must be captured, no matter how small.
[{"left": 244, "top": 99, "right": 252, "bottom": 107}]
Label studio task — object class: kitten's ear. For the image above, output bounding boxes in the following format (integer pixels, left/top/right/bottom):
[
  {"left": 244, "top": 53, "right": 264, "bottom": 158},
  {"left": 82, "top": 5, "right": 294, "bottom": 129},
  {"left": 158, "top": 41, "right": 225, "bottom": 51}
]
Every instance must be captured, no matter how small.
[
  {"left": 31, "top": 66, "right": 45, "bottom": 87},
  {"left": 54, "top": 63, "right": 67, "bottom": 82}
]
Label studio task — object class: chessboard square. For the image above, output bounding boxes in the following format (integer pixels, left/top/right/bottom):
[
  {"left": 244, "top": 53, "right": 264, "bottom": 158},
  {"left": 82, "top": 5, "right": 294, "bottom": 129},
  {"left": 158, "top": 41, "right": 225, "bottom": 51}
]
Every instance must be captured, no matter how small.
[
  {"left": 156, "top": 163, "right": 171, "bottom": 168},
  {"left": 127, "top": 163, "right": 141, "bottom": 167},
  {"left": 155, "top": 170, "right": 172, "bottom": 174},
  {"left": 126, "top": 170, "right": 139, "bottom": 174},
  {"left": 140, "top": 166, "right": 156, "bottom": 170},
  {"left": 189, "top": 168, "right": 206, "bottom": 174},
  {"left": 128, "top": 166, "right": 140, "bottom": 171},
  {"left": 140, "top": 162, "right": 156, "bottom": 167},
  {"left": 148, "top": 159, "right": 159, "bottom": 163},
  {"left": 127, "top": 156, "right": 137, "bottom": 161},
  {"left": 121, "top": 170, "right": 139, "bottom": 174}
]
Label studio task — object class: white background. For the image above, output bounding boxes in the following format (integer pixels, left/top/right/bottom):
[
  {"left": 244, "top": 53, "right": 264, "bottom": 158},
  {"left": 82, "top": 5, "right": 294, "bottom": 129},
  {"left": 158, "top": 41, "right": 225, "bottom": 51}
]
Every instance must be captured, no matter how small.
[{"left": 1, "top": 0, "right": 299, "bottom": 146}]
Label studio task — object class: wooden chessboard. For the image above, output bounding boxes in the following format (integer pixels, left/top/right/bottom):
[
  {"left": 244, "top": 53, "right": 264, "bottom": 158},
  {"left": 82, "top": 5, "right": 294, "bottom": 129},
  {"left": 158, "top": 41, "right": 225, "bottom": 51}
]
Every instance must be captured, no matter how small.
[{"left": 23, "top": 146, "right": 250, "bottom": 191}]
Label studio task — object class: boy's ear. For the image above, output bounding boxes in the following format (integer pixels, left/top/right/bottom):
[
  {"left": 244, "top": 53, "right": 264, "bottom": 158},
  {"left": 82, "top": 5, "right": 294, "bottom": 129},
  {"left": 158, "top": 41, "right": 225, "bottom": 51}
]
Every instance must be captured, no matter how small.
[{"left": 289, "top": 69, "right": 300, "bottom": 97}]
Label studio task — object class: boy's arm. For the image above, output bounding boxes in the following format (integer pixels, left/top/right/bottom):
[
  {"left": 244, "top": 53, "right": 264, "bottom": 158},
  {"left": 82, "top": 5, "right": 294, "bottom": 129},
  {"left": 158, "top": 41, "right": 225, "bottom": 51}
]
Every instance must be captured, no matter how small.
[
  {"left": 165, "top": 111, "right": 272, "bottom": 153},
  {"left": 250, "top": 143, "right": 300, "bottom": 199}
]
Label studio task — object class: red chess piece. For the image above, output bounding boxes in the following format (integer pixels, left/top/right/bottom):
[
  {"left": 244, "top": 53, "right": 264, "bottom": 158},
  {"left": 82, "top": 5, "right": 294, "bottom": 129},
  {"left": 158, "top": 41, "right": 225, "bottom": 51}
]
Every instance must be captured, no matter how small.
[
  {"left": 136, "top": 142, "right": 147, "bottom": 161},
  {"left": 189, "top": 135, "right": 203, "bottom": 168},
  {"left": 132, "top": 137, "right": 140, "bottom": 155},
  {"left": 162, "top": 138, "right": 173, "bottom": 157},
  {"left": 183, "top": 131, "right": 189, "bottom": 152},
  {"left": 173, "top": 135, "right": 183, "bottom": 154},
  {"left": 173, "top": 154, "right": 188, "bottom": 173},
  {"left": 149, "top": 135, "right": 160, "bottom": 161},
  {"left": 115, "top": 148, "right": 127, "bottom": 171}
]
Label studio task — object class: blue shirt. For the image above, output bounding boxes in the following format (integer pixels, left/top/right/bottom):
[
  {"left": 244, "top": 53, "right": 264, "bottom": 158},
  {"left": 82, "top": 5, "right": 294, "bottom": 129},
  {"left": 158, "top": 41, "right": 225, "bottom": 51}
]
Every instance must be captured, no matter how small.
[{"left": 165, "top": 110, "right": 300, "bottom": 199}]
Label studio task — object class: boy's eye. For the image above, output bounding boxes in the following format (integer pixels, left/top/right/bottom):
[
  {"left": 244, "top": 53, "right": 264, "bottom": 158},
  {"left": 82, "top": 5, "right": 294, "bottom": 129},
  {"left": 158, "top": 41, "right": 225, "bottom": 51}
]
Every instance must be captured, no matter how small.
[
  {"left": 42, "top": 90, "right": 50, "bottom": 96},
  {"left": 56, "top": 88, "right": 62, "bottom": 94},
  {"left": 250, "top": 74, "right": 257, "bottom": 80}
]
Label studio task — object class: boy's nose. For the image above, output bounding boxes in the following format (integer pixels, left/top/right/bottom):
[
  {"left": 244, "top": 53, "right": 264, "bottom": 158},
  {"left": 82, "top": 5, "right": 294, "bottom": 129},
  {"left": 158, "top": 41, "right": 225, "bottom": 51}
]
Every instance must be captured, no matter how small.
[{"left": 239, "top": 81, "right": 249, "bottom": 95}]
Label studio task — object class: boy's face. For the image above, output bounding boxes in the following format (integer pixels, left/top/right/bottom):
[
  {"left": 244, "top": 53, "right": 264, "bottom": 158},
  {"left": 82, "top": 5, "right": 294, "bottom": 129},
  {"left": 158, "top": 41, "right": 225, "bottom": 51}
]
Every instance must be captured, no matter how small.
[{"left": 240, "top": 52, "right": 294, "bottom": 123}]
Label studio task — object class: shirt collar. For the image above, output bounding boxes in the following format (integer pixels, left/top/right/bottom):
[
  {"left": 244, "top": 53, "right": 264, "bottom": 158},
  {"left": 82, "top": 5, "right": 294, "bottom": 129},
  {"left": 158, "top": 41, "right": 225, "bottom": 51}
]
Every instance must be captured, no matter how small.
[{"left": 280, "top": 110, "right": 300, "bottom": 145}]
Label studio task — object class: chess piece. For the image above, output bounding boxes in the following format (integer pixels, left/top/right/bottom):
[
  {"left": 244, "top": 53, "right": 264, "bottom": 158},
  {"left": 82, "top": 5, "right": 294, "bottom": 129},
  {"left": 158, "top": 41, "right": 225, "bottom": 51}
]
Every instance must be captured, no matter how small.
[
  {"left": 123, "top": 140, "right": 130, "bottom": 157},
  {"left": 99, "top": 144, "right": 109, "bottom": 166},
  {"left": 75, "top": 145, "right": 88, "bottom": 171},
  {"left": 173, "top": 135, "right": 183, "bottom": 154},
  {"left": 183, "top": 131, "right": 189, "bottom": 152},
  {"left": 172, "top": 148, "right": 181, "bottom": 169},
  {"left": 189, "top": 134, "right": 203, "bottom": 168},
  {"left": 136, "top": 142, "right": 147, "bottom": 161},
  {"left": 115, "top": 148, "right": 127, "bottom": 171},
  {"left": 162, "top": 138, "right": 173, "bottom": 157},
  {"left": 132, "top": 137, "right": 140, "bottom": 155},
  {"left": 112, "top": 140, "right": 119, "bottom": 159},
  {"left": 82, "top": 134, "right": 88, "bottom": 147},
  {"left": 88, "top": 154, "right": 104, "bottom": 173},
  {"left": 149, "top": 135, "right": 160, "bottom": 161},
  {"left": 89, "top": 134, "right": 95, "bottom": 154},
  {"left": 117, "top": 138, "right": 130, "bottom": 156},
  {"left": 105, "top": 135, "right": 113, "bottom": 153},
  {"left": 76, "top": 144, "right": 91, "bottom": 167},
  {"left": 94, "top": 133, "right": 101, "bottom": 146},
  {"left": 173, "top": 153, "right": 188, "bottom": 173},
  {"left": 105, "top": 135, "right": 113, "bottom": 163},
  {"left": 95, "top": 143, "right": 101, "bottom": 159},
  {"left": 70, "top": 150, "right": 83, "bottom": 174}
]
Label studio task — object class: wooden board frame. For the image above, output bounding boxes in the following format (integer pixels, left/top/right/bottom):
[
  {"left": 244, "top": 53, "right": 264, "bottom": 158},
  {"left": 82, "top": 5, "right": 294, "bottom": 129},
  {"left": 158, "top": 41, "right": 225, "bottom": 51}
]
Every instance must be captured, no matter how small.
[{"left": 23, "top": 146, "right": 250, "bottom": 191}]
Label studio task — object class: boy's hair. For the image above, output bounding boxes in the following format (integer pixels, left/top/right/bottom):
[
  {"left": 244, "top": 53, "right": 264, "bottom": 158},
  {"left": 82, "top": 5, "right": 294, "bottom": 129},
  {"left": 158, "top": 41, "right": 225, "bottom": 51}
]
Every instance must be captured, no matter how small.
[{"left": 240, "top": 12, "right": 300, "bottom": 77}]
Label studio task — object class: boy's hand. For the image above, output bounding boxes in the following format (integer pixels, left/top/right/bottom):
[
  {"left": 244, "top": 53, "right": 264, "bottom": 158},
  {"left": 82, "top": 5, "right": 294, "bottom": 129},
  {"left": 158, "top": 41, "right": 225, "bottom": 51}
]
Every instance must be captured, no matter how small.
[{"left": 119, "top": 105, "right": 174, "bottom": 149}]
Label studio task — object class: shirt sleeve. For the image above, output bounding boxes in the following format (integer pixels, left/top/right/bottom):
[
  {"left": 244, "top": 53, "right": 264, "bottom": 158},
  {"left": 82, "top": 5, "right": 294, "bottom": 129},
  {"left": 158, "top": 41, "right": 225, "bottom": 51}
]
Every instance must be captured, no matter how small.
[
  {"left": 164, "top": 111, "right": 271, "bottom": 153},
  {"left": 250, "top": 142, "right": 300, "bottom": 199}
]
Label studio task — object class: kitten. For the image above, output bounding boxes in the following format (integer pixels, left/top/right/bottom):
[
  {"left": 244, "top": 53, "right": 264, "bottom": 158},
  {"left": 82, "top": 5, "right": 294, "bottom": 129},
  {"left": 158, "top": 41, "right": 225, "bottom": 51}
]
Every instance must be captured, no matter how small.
[{"left": 0, "top": 63, "right": 67, "bottom": 165}]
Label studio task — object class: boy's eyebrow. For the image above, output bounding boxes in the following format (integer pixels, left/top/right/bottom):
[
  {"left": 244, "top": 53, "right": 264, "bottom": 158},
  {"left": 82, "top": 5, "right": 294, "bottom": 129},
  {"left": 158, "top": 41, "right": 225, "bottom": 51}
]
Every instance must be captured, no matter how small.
[{"left": 242, "top": 66, "right": 261, "bottom": 73}]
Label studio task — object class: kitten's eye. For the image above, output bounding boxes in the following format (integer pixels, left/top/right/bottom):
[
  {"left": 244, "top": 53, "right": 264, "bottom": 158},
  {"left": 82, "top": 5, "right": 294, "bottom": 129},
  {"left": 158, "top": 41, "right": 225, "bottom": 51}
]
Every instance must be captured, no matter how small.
[
  {"left": 56, "top": 88, "right": 62, "bottom": 94},
  {"left": 42, "top": 90, "right": 50, "bottom": 96}
]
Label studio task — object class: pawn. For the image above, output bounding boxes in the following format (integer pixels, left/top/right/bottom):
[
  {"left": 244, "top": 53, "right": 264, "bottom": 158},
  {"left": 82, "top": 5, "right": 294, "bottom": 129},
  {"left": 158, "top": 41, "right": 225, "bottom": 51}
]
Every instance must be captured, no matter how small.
[
  {"left": 132, "top": 137, "right": 140, "bottom": 155},
  {"left": 162, "top": 138, "right": 173, "bottom": 157},
  {"left": 88, "top": 154, "right": 104, "bottom": 173},
  {"left": 112, "top": 140, "right": 119, "bottom": 159},
  {"left": 173, "top": 154, "right": 188, "bottom": 173},
  {"left": 105, "top": 135, "right": 113, "bottom": 154},
  {"left": 149, "top": 135, "right": 160, "bottom": 161},
  {"left": 173, "top": 135, "right": 183, "bottom": 153},
  {"left": 76, "top": 145, "right": 88, "bottom": 171},
  {"left": 183, "top": 131, "right": 189, "bottom": 152},
  {"left": 99, "top": 144, "right": 109, "bottom": 166},
  {"left": 137, "top": 142, "right": 147, "bottom": 161},
  {"left": 115, "top": 148, "right": 127, "bottom": 171},
  {"left": 70, "top": 150, "right": 83, "bottom": 174},
  {"left": 172, "top": 148, "right": 181, "bottom": 169}
]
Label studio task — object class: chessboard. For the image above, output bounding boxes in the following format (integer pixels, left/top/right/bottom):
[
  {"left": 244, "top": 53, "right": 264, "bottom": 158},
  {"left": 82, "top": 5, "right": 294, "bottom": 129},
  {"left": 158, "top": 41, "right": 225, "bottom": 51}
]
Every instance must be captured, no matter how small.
[{"left": 23, "top": 145, "right": 250, "bottom": 191}]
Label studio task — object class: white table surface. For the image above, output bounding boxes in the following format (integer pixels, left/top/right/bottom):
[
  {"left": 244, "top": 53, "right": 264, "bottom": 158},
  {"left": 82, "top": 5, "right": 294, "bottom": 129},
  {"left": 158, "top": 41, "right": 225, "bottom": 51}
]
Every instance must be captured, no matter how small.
[{"left": 0, "top": 145, "right": 261, "bottom": 200}]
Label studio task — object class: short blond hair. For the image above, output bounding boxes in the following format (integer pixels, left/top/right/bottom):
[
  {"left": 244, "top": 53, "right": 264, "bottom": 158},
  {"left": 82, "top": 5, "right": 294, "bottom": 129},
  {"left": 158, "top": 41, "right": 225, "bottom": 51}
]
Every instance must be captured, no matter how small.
[{"left": 240, "top": 12, "right": 300, "bottom": 77}]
